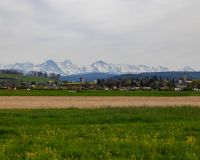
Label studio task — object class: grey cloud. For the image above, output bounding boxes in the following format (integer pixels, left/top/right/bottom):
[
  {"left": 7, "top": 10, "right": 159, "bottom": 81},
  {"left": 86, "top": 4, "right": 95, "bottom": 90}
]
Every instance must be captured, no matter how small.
[{"left": 0, "top": 0, "right": 199, "bottom": 70}]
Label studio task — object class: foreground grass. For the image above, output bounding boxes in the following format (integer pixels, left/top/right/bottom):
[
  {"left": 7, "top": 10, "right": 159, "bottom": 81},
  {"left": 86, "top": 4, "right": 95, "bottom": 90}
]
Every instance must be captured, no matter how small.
[
  {"left": 0, "top": 107, "right": 200, "bottom": 159},
  {"left": 1, "top": 89, "right": 200, "bottom": 96}
]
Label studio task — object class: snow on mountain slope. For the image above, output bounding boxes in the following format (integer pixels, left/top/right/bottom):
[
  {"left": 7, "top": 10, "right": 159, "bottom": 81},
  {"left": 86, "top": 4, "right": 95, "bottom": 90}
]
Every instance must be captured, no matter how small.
[
  {"left": 6, "top": 62, "right": 33, "bottom": 72},
  {"left": 85, "top": 61, "right": 115, "bottom": 73},
  {"left": 0, "top": 60, "right": 196, "bottom": 75},
  {"left": 182, "top": 66, "right": 195, "bottom": 72},
  {"left": 153, "top": 66, "right": 169, "bottom": 72},
  {"left": 0, "top": 64, "right": 5, "bottom": 70},
  {"left": 33, "top": 60, "right": 64, "bottom": 75},
  {"left": 83, "top": 61, "right": 170, "bottom": 74},
  {"left": 57, "top": 60, "right": 81, "bottom": 75}
]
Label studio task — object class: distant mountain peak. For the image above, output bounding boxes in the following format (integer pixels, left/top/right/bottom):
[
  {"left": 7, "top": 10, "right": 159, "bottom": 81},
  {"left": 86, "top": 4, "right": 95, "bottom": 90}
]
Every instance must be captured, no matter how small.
[
  {"left": 0, "top": 60, "right": 197, "bottom": 76},
  {"left": 61, "top": 60, "right": 74, "bottom": 65},
  {"left": 14, "top": 61, "right": 32, "bottom": 65},
  {"left": 182, "top": 66, "right": 195, "bottom": 72},
  {"left": 42, "top": 60, "right": 57, "bottom": 65},
  {"left": 33, "top": 59, "right": 64, "bottom": 74},
  {"left": 93, "top": 60, "right": 108, "bottom": 65}
]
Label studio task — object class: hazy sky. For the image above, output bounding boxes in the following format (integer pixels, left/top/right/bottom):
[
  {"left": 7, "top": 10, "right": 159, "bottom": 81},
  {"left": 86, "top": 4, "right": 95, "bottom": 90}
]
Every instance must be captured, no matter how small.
[{"left": 0, "top": 0, "right": 199, "bottom": 69}]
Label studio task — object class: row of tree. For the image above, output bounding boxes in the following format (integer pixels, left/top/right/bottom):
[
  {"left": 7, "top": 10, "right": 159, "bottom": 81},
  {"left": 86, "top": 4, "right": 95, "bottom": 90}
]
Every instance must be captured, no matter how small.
[{"left": 96, "top": 78, "right": 200, "bottom": 91}]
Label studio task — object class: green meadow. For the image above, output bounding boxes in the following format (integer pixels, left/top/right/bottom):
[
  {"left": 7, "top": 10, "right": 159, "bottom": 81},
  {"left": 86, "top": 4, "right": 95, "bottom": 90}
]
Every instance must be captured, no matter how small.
[
  {"left": 1, "top": 89, "right": 200, "bottom": 96},
  {"left": 0, "top": 74, "right": 50, "bottom": 83},
  {"left": 0, "top": 107, "right": 200, "bottom": 159}
]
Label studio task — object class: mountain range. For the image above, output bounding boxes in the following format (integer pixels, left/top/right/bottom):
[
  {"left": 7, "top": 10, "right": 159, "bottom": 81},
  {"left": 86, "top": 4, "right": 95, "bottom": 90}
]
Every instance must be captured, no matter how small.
[{"left": 0, "top": 60, "right": 196, "bottom": 76}]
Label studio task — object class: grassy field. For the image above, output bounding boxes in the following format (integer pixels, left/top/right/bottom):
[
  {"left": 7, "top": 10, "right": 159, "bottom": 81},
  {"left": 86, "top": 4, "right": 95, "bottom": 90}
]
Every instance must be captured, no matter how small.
[
  {"left": 1, "top": 89, "right": 200, "bottom": 96},
  {"left": 0, "top": 74, "right": 50, "bottom": 83},
  {"left": 0, "top": 107, "right": 200, "bottom": 159}
]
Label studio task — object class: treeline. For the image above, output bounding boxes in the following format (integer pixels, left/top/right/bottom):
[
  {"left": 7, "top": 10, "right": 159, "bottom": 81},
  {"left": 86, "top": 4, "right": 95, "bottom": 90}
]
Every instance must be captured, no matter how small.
[
  {"left": 0, "top": 70, "right": 22, "bottom": 75},
  {"left": 112, "top": 72, "right": 200, "bottom": 81},
  {"left": 97, "top": 78, "right": 175, "bottom": 90},
  {"left": 96, "top": 77, "right": 200, "bottom": 91}
]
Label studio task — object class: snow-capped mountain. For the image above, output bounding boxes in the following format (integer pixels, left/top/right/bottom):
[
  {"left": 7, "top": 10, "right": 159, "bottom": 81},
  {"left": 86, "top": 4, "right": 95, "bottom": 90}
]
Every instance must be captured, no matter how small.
[
  {"left": 0, "top": 64, "right": 5, "bottom": 70},
  {"left": 33, "top": 60, "right": 64, "bottom": 75},
  {"left": 182, "top": 66, "right": 195, "bottom": 72},
  {"left": 84, "top": 61, "right": 170, "bottom": 74},
  {"left": 6, "top": 62, "right": 33, "bottom": 73},
  {"left": 57, "top": 60, "right": 81, "bottom": 75},
  {"left": 0, "top": 60, "right": 196, "bottom": 76}
]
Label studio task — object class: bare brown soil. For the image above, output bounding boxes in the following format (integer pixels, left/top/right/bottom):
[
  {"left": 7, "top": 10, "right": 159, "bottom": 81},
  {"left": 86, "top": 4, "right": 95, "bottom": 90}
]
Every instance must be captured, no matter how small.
[{"left": 0, "top": 96, "right": 200, "bottom": 109}]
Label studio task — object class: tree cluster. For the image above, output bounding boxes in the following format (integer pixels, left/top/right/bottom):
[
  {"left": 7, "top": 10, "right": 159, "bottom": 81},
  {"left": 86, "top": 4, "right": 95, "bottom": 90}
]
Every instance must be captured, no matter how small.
[{"left": 96, "top": 77, "right": 178, "bottom": 91}]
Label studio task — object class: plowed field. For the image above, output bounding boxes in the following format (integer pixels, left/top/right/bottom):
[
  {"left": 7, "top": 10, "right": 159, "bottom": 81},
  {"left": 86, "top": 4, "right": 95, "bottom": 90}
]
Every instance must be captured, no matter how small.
[{"left": 0, "top": 96, "right": 200, "bottom": 109}]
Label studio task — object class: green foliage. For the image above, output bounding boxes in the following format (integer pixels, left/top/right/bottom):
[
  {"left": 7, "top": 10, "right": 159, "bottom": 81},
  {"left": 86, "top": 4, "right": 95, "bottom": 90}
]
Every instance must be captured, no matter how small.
[
  {"left": 0, "top": 107, "right": 200, "bottom": 159},
  {"left": 0, "top": 89, "right": 200, "bottom": 96},
  {"left": 0, "top": 74, "right": 50, "bottom": 83},
  {"left": 190, "top": 80, "right": 200, "bottom": 89},
  {"left": 65, "top": 82, "right": 96, "bottom": 85}
]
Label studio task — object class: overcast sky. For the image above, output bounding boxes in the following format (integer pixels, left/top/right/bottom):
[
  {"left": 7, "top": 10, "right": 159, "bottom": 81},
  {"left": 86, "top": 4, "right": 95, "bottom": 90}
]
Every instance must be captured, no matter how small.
[{"left": 0, "top": 0, "right": 199, "bottom": 69}]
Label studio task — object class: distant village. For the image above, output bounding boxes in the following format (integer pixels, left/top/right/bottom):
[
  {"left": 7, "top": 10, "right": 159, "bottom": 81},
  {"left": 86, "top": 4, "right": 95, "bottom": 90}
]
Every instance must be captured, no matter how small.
[
  {"left": 0, "top": 70, "right": 60, "bottom": 90},
  {"left": 0, "top": 69, "right": 200, "bottom": 91},
  {"left": 0, "top": 70, "right": 60, "bottom": 80}
]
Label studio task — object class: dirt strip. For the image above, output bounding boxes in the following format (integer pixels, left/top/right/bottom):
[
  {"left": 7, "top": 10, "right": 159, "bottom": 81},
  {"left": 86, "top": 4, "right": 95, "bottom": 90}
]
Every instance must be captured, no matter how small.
[{"left": 0, "top": 96, "right": 200, "bottom": 109}]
